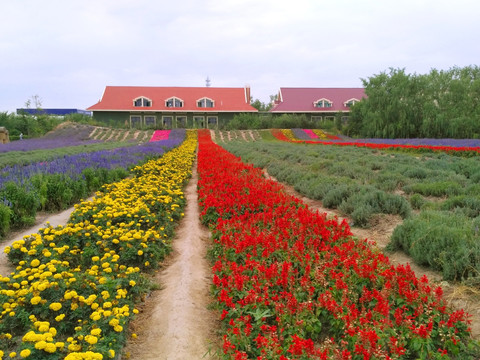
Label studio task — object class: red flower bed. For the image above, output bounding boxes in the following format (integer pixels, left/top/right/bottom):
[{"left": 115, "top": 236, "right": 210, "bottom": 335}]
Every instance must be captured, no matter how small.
[
  {"left": 271, "top": 129, "right": 480, "bottom": 155},
  {"left": 197, "top": 129, "right": 477, "bottom": 359}
]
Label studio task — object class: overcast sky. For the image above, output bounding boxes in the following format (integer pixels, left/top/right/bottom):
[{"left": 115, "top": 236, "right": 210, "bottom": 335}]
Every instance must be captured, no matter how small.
[{"left": 1, "top": 0, "right": 478, "bottom": 113}]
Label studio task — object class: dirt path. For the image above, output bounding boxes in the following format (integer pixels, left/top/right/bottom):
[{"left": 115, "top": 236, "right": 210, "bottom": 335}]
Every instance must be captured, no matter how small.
[{"left": 125, "top": 161, "right": 218, "bottom": 360}]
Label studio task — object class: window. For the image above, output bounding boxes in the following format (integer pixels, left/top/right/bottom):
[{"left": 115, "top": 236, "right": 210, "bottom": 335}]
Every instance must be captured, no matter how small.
[
  {"left": 162, "top": 116, "right": 173, "bottom": 128},
  {"left": 194, "top": 116, "right": 205, "bottom": 128},
  {"left": 130, "top": 115, "right": 142, "bottom": 128},
  {"left": 311, "top": 116, "right": 323, "bottom": 122},
  {"left": 207, "top": 116, "right": 218, "bottom": 128},
  {"left": 145, "top": 115, "right": 156, "bottom": 127},
  {"left": 197, "top": 97, "right": 214, "bottom": 108},
  {"left": 176, "top": 116, "right": 187, "bottom": 128},
  {"left": 165, "top": 97, "right": 184, "bottom": 108},
  {"left": 314, "top": 98, "right": 333, "bottom": 108},
  {"left": 133, "top": 97, "right": 152, "bottom": 107},
  {"left": 344, "top": 98, "right": 360, "bottom": 107}
]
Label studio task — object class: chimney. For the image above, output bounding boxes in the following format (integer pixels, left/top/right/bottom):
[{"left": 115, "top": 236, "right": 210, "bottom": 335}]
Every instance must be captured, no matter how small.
[{"left": 245, "top": 84, "right": 251, "bottom": 104}]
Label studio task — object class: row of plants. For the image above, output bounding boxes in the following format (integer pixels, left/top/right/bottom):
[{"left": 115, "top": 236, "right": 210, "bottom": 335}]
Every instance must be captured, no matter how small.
[
  {"left": 221, "top": 138, "right": 480, "bottom": 281},
  {"left": 0, "top": 131, "right": 197, "bottom": 359},
  {"left": 273, "top": 129, "right": 480, "bottom": 156},
  {"left": 0, "top": 129, "right": 186, "bottom": 239},
  {"left": 197, "top": 129, "right": 479, "bottom": 359}
]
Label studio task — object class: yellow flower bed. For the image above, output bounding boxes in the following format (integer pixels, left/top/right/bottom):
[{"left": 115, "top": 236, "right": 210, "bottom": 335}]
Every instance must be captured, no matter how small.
[
  {"left": 0, "top": 131, "right": 197, "bottom": 359},
  {"left": 280, "top": 129, "right": 296, "bottom": 141},
  {"left": 312, "top": 129, "right": 329, "bottom": 139}
]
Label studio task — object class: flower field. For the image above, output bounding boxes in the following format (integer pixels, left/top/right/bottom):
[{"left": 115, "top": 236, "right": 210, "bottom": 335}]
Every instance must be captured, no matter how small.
[
  {"left": 0, "top": 129, "right": 186, "bottom": 238},
  {"left": 272, "top": 129, "right": 480, "bottom": 155},
  {"left": 0, "top": 131, "right": 197, "bottom": 359},
  {"left": 197, "top": 129, "right": 479, "bottom": 359}
]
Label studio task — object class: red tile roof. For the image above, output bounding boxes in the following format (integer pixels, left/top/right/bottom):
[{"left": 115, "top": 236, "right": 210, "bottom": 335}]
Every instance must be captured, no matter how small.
[
  {"left": 270, "top": 87, "right": 366, "bottom": 113},
  {"left": 87, "top": 86, "right": 258, "bottom": 112}
]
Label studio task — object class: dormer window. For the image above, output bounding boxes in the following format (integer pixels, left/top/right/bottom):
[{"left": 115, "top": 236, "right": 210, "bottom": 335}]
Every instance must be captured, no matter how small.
[
  {"left": 197, "top": 97, "right": 214, "bottom": 108},
  {"left": 133, "top": 97, "right": 152, "bottom": 107},
  {"left": 314, "top": 98, "right": 332, "bottom": 108},
  {"left": 165, "top": 97, "right": 184, "bottom": 108},
  {"left": 344, "top": 98, "right": 360, "bottom": 107}
]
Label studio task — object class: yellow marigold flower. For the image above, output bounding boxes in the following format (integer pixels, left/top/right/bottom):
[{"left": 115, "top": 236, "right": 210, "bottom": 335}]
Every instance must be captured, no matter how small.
[
  {"left": 108, "top": 349, "right": 115, "bottom": 358},
  {"left": 37, "top": 282, "right": 47, "bottom": 291},
  {"left": 85, "top": 335, "right": 98, "bottom": 345},
  {"left": 55, "top": 314, "right": 65, "bottom": 322},
  {"left": 114, "top": 325, "right": 123, "bottom": 332},
  {"left": 20, "top": 349, "right": 31, "bottom": 358},
  {"left": 137, "top": 250, "right": 143, "bottom": 256},
  {"left": 49, "top": 302, "right": 62, "bottom": 311},
  {"left": 129, "top": 280, "right": 136, "bottom": 286},
  {"left": 35, "top": 340, "right": 47, "bottom": 350},
  {"left": 30, "top": 259, "right": 40, "bottom": 267},
  {"left": 67, "top": 343, "right": 81, "bottom": 352},
  {"left": 103, "top": 301, "right": 112, "bottom": 308},
  {"left": 44, "top": 342, "right": 57, "bottom": 353},
  {"left": 92, "top": 256, "right": 100, "bottom": 262},
  {"left": 9, "top": 352, "right": 16, "bottom": 358},
  {"left": 131, "top": 333, "right": 137, "bottom": 339},
  {"left": 31, "top": 296, "right": 42, "bottom": 305},
  {"left": 90, "top": 328, "right": 102, "bottom": 336}
]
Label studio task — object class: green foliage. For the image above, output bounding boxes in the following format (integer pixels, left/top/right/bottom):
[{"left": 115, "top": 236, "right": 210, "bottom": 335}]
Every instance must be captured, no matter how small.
[
  {"left": 409, "top": 193, "right": 426, "bottom": 210},
  {"left": 0, "top": 203, "right": 11, "bottom": 237},
  {"left": 403, "top": 181, "right": 463, "bottom": 197},
  {"left": 388, "top": 211, "right": 480, "bottom": 280},
  {"left": 0, "top": 111, "right": 63, "bottom": 138},
  {"left": 322, "top": 185, "right": 357, "bottom": 208},
  {"left": 0, "top": 182, "right": 38, "bottom": 229},
  {"left": 227, "top": 113, "right": 322, "bottom": 130},
  {"left": 346, "top": 65, "right": 480, "bottom": 138},
  {"left": 440, "top": 195, "right": 480, "bottom": 218}
]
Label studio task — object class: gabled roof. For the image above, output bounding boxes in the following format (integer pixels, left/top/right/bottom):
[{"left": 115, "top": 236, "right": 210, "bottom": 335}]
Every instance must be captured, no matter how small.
[
  {"left": 87, "top": 86, "right": 257, "bottom": 112},
  {"left": 270, "top": 87, "right": 366, "bottom": 113}
]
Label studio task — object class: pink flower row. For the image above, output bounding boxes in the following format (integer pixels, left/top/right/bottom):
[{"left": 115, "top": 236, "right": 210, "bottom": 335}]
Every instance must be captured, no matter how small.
[{"left": 149, "top": 130, "right": 171, "bottom": 142}]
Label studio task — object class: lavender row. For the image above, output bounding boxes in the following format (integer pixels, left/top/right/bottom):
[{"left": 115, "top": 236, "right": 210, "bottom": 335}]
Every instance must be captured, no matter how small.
[
  {"left": 291, "top": 128, "right": 313, "bottom": 140},
  {"left": 0, "top": 126, "right": 100, "bottom": 153},
  {"left": 0, "top": 129, "right": 186, "bottom": 191}
]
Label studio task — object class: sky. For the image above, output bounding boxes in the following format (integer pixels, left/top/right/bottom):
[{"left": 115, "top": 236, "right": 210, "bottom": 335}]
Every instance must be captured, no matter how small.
[{"left": 1, "top": 0, "right": 479, "bottom": 113}]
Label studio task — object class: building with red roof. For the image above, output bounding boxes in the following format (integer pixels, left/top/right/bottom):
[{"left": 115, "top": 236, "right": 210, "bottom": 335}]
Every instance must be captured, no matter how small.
[
  {"left": 269, "top": 87, "right": 366, "bottom": 123},
  {"left": 87, "top": 85, "right": 257, "bottom": 128}
]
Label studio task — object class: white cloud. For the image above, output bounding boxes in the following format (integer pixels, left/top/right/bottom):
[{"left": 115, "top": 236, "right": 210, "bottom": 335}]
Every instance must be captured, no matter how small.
[{"left": 0, "top": 0, "right": 479, "bottom": 112}]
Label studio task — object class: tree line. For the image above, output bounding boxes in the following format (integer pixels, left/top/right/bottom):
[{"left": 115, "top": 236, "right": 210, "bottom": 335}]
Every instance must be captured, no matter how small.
[{"left": 346, "top": 65, "right": 480, "bottom": 138}]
